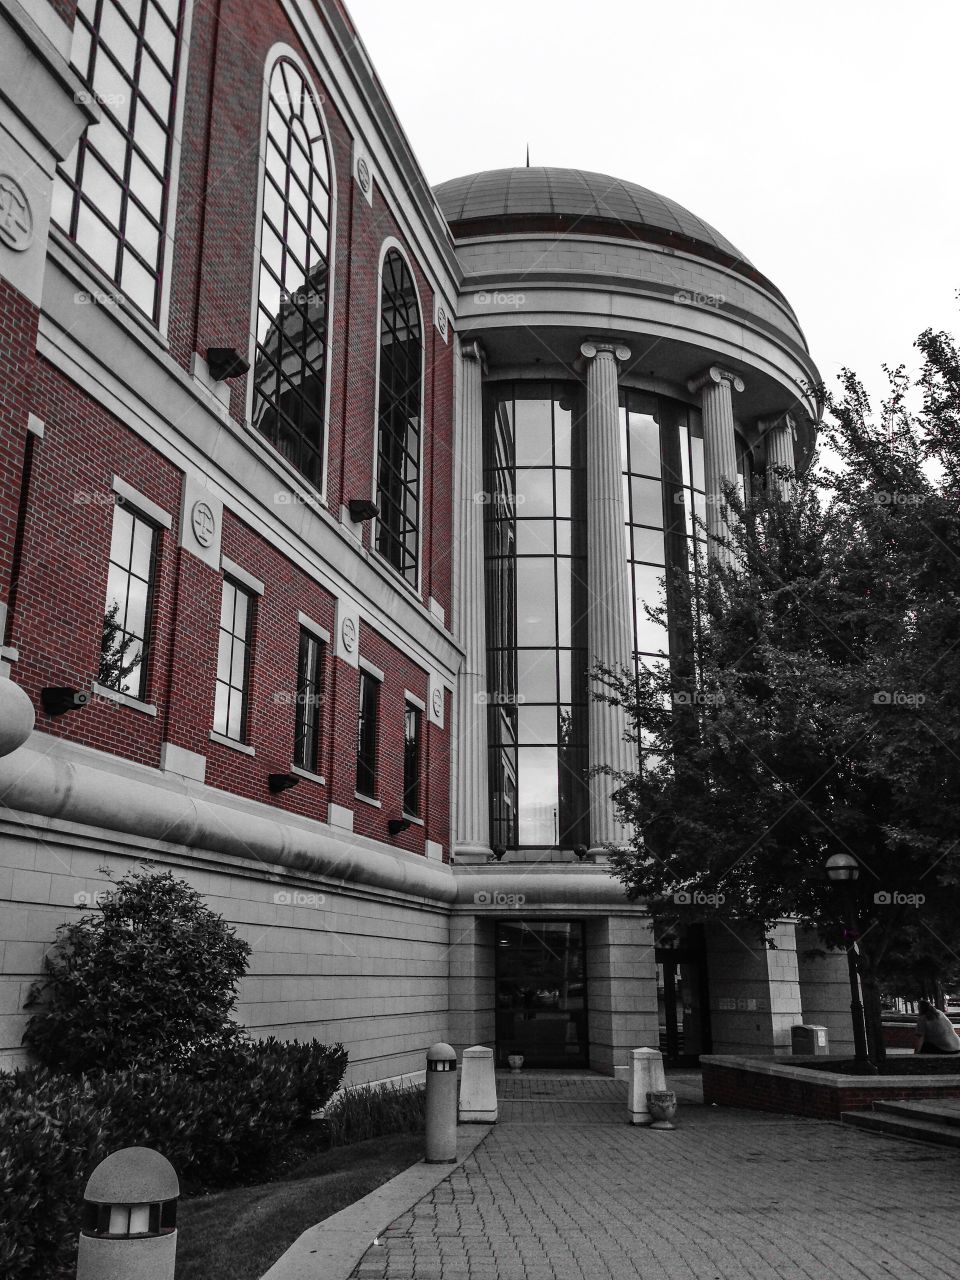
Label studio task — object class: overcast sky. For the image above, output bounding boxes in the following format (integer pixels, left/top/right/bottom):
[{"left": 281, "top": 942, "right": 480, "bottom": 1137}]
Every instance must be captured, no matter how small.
[{"left": 346, "top": 0, "right": 959, "bottom": 415}]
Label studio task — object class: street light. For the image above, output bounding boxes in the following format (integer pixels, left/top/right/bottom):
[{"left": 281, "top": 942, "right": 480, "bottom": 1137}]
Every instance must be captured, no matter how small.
[{"left": 825, "top": 853, "right": 878, "bottom": 1074}]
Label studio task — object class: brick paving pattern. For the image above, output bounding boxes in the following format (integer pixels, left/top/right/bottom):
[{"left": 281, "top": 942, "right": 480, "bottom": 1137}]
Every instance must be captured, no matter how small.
[{"left": 350, "top": 1071, "right": 960, "bottom": 1279}]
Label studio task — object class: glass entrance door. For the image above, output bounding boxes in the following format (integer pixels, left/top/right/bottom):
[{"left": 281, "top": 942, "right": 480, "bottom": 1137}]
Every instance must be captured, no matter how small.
[
  {"left": 656, "top": 939, "right": 712, "bottom": 1064},
  {"left": 495, "top": 920, "right": 588, "bottom": 1067}
]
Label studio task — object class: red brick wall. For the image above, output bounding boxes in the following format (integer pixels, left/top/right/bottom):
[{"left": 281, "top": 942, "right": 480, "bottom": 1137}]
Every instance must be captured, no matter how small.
[{"left": 0, "top": 279, "right": 40, "bottom": 628}]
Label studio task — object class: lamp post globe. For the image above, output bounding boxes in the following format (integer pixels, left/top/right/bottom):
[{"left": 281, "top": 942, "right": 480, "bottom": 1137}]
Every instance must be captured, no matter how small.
[{"left": 825, "top": 853, "right": 859, "bottom": 882}]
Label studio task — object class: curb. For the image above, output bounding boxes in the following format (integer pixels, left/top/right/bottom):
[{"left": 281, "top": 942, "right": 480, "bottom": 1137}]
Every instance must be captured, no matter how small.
[{"left": 259, "top": 1125, "right": 493, "bottom": 1280}]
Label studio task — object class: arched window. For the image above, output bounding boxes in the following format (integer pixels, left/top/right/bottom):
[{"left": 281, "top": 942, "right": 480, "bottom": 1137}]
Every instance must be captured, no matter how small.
[
  {"left": 252, "top": 57, "right": 332, "bottom": 489},
  {"left": 375, "top": 249, "right": 422, "bottom": 585}
]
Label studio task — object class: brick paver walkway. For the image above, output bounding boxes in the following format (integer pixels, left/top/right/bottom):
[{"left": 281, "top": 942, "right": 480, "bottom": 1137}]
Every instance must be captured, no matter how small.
[{"left": 349, "top": 1071, "right": 960, "bottom": 1279}]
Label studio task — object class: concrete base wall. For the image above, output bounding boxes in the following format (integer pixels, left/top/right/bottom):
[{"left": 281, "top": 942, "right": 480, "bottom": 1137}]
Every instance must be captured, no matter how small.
[
  {"left": 706, "top": 921, "right": 803, "bottom": 1056},
  {"left": 0, "top": 822, "right": 450, "bottom": 1082},
  {"left": 586, "top": 914, "right": 658, "bottom": 1073},
  {"left": 447, "top": 914, "right": 496, "bottom": 1058},
  {"left": 795, "top": 929, "right": 856, "bottom": 1056}
]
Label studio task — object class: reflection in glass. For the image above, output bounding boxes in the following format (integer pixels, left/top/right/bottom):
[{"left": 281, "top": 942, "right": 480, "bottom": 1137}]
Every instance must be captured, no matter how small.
[
  {"left": 252, "top": 58, "right": 331, "bottom": 491},
  {"left": 495, "top": 921, "right": 587, "bottom": 1068}
]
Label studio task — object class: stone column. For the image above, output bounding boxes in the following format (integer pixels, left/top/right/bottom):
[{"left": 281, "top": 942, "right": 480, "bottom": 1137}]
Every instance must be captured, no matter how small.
[
  {"left": 581, "top": 340, "right": 636, "bottom": 855},
  {"left": 764, "top": 413, "right": 796, "bottom": 498},
  {"left": 687, "top": 365, "right": 745, "bottom": 563},
  {"left": 454, "top": 340, "right": 491, "bottom": 859}
]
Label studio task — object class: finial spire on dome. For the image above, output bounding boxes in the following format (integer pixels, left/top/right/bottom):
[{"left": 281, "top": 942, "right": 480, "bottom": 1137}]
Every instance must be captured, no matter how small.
[{"left": 525, "top": 143, "right": 530, "bottom": 168}]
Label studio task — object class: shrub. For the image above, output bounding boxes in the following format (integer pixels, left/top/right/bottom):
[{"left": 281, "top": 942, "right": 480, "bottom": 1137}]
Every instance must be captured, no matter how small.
[
  {"left": 0, "top": 1039, "right": 348, "bottom": 1280},
  {"left": 23, "top": 869, "right": 251, "bottom": 1073},
  {"left": 322, "top": 1080, "right": 425, "bottom": 1147}
]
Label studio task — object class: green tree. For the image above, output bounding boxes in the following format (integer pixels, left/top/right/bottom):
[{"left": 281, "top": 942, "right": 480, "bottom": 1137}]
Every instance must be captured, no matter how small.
[
  {"left": 598, "top": 313, "right": 960, "bottom": 1062},
  {"left": 99, "top": 598, "right": 142, "bottom": 691},
  {"left": 24, "top": 868, "right": 252, "bottom": 1073}
]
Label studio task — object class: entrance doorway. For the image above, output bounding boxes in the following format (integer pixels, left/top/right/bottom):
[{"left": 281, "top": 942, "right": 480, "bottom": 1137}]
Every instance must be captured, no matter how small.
[
  {"left": 495, "top": 920, "right": 588, "bottom": 1068},
  {"left": 656, "top": 929, "right": 712, "bottom": 1064}
]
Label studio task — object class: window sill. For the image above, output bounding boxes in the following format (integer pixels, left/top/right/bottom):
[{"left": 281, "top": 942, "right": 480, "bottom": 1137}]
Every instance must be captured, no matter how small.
[
  {"left": 355, "top": 791, "right": 381, "bottom": 808},
  {"left": 209, "top": 730, "right": 255, "bottom": 756},
  {"left": 291, "top": 764, "right": 325, "bottom": 785},
  {"left": 91, "top": 682, "right": 157, "bottom": 716},
  {"left": 402, "top": 813, "right": 425, "bottom": 827}
]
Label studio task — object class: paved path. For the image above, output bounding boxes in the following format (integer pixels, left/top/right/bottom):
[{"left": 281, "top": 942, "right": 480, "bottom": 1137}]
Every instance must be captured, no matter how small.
[{"left": 349, "top": 1071, "right": 960, "bottom": 1280}]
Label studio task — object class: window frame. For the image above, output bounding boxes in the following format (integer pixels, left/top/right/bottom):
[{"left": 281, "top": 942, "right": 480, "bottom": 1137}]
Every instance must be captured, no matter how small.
[
  {"left": 245, "top": 45, "right": 337, "bottom": 503},
  {"left": 371, "top": 239, "right": 425, "bottom": 592},
  {"left": 402, "top": 700, "right": 423, "bottom": 819},
  {"left": 55, "top": 0, "right": 189, "bottom": 326},
  {"left": 355, "top": 667, "right": 381, "bottom": 800},
  {"left": 214, "top": 576, "right": 255, "bottom": 743},
  {"left": 99, "top": 498, "right": 161, "bottom": 703},
  {"left": 293, "top": 626, "right": 325, "bottom": 775}
]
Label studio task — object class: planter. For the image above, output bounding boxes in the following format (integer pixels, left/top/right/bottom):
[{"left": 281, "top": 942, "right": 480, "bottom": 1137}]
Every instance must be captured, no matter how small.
[
  {"left": 646, "top": 1090, "right": 677, "bottom": 1129},
  {"left": 507, "top": 1054, "right": 524, "bottom": 1073}
]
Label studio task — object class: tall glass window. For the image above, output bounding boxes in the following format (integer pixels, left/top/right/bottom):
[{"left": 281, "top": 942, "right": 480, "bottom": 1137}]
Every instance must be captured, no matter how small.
[
  {"left": 484, "top": 384, "right": 589, "bottom": 849},
  {"left": 252, "top": 58, "right": 332, "bottom": 489},
  {"left": 356, "top": 670, "right": 380, "bottom": 798},
  {"left": 100, "top": 501, "right": 158, "bottom": 700},
  {"left": 403, "top": 703, "right": 422, "bottom": 817},
  {"left": 294, "top": 628, "right": 324, "bottom": 774},
  {"left": 54, "top": 0, "right": 185, "bottom": 321},
  {"left": 376, "top": 249, "right": 422, "bottom": 585},
  {"left": 214, "top": 578, "right": 253, "bottom": 742}
]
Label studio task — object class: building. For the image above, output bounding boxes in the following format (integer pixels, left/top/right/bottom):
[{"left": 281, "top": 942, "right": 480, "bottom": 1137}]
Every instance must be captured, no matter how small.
[{"left": 0, "top": 0, "right": 852, "bottom": 1081}]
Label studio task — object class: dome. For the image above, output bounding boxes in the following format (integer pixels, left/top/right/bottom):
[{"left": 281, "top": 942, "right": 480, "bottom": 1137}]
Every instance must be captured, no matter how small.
[{"left": 434, "top": 166, "right": 752, "bottom": 268}]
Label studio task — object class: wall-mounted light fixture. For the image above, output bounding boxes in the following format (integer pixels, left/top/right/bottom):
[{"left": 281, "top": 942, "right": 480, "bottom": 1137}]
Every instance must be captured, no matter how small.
[
  {"left": 206, "top": 347, "right": 250, "bottom": 381},
  {"left": 268, "top": 773, "right": 300, "bottom": 794},
  {"left": 41, "top": 687, "right": 91, "bottom": 717},
  {"left": 348, "top": 498, "right": 379, "bottom": 523},
  {"left": 388, "top": 817, "right": 411, "bottom": 836}
]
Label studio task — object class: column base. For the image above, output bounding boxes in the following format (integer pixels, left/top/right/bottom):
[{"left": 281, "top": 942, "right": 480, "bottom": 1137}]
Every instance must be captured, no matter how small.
[{"left": 453, "top": 844, "right": 494, "bottom": 865}]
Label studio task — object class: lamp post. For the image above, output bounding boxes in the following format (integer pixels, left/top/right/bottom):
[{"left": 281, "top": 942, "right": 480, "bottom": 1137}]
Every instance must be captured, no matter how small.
[{"left": 824, "top": 853, "right": 878, "bottom": 1074}]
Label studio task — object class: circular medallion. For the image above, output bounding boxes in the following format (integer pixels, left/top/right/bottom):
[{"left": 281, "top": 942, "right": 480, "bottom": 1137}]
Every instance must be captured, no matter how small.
[
  {"left": 341, "top": 616, "right": 357, "bottom": 653},
  {"left": 436, "top": 305, "right": 447, "bottom": 338},
  {"left": 356, "top": 157, "right": 371, "bottom": 193},
  {"left": 191, "top": 500, "right": 216, "bottom": 548},
  {"left": 0, "top": 174, "right": 33, "bottom": 252},
  {"left": 432, "top": 687, "right": 443, "bottom": 719}
]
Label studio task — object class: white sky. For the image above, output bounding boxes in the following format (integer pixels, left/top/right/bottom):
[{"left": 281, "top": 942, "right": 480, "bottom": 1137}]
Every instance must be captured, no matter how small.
[{"left": 346, "top": 0, "right": 960, "bottom": 413}]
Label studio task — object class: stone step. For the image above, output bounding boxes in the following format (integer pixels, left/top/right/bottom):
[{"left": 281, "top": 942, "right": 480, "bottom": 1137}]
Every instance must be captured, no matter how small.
[
  {"left": 841, "top": 1109, "right": 960, "bottom": 1149},
  {"left": 874, "top": 1099, "right": 960, "bottom": 1129}
]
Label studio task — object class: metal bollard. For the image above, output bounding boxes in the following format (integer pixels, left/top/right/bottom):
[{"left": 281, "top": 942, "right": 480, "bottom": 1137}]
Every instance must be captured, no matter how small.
[
  {"left": 425, "top": 1042, "right": 458, "bottom": 1163},
  {"left": 77, "top": 1146, "right": 178, "bottom": 1279}
]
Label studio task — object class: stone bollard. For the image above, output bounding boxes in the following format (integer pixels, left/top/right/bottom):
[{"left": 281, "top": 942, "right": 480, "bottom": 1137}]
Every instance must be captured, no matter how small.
[
  {"left": 425, "top": 1042, "right": 458, "bottom": 1162},
  {"left": 628, "top": 1047, "right": 667, "bottom": 1126},
  {"left": 77, "top": 1146, "right": 178, "bottom": 1280},
  {"left": 459, "top": 1045, "right": 498, "bottom": 1123}
]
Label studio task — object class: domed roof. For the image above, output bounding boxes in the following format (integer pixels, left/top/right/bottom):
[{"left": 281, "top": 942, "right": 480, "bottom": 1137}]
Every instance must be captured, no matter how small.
[{"left": 434, "top": 167, "right": 752, "bottom": 267}]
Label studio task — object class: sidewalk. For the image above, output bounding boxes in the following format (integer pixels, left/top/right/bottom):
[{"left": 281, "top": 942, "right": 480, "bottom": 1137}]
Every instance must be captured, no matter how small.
[{"left": 344, "top": 1070, "right": 960, "bottom": 1280}]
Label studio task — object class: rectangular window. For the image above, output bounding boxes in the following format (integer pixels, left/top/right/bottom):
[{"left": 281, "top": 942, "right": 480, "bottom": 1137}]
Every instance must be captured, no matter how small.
[
  {"left": 54, "top": 0, "right": 185, "bottom": 322},
  {"left": 214, "top": 578, "right": 253, "bottom": 741},
  {"left": 100, "top": 501, "right": 158, "bottom": 700},
  {"left": 356, "top": 670, "right": 380, "bottom": 797},
  {"left": 403, "top": 703, "right": 422, "bottom": 817},
  {"left": 294, "top": 628, "right": 324, "bottom": 773}
]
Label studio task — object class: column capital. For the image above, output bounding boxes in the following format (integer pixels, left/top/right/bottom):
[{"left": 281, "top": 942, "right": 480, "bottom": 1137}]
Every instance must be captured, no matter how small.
[
  {"left": 580, "top": 339, "right": 631, "bottom": 364},
  {"left": 687, "top": 365, "right": 745, "bottom": 396},
  {"left": 460, "top": 338, "right": 488, "bottom": 374}
]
